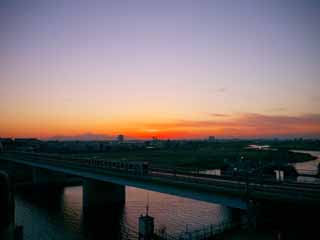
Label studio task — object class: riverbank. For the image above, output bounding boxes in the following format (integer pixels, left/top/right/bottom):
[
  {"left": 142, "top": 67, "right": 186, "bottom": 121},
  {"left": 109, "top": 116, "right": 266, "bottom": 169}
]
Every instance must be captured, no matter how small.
[{"left": 267, "top": 139, "right": 320, "bottom": 151}]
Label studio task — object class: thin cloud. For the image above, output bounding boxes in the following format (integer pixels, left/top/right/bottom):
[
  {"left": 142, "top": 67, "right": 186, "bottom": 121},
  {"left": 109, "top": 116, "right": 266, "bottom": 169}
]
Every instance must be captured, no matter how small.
[
  {"left": 238, "top": 113, "right": 320, "bottom": 126},
  {"left": 210, "top": 113, "right": 229, "bottom": 117},
  {"left": 141, "top": 113, "right": 320, "bottom": 138},
  {"left": 269, "top": 107, "right": 287, "bottom": 112},
  {"left": 217, "top": 88, "right": 227, "bottom": 93}
]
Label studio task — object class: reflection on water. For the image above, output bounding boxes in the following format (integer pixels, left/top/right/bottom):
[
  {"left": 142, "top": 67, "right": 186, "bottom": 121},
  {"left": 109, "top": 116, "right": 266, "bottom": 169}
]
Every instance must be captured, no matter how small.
[
  {"left": 292, "top": 150, "right": 320, "bottom": 172},
  {"left": 291, "top": 150, "right": 320, "bottom": 183},
  {"left": 15, "top": 186, "right": 231, "bottom": 240}
]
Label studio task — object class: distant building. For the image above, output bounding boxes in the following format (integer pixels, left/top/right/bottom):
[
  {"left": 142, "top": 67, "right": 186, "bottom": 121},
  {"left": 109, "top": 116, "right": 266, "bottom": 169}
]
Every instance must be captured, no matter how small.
[
  {"left": 208, "top": 136, "right": 215, "bottom": 141},
  {"left": 13, "top": 138, "right": 41, "bottom": 151},
  {"left": 14, "top": 138, "right": 40, "bottom": 144},
  {"left": 151, "top": 136, "right": 158, "bottom": 142},
  {"left": 117, "top": 135, "right": 124, "bottom": 143}
]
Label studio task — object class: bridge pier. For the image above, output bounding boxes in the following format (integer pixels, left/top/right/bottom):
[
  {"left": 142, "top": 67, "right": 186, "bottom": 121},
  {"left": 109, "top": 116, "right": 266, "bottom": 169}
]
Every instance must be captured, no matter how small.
[
  {"left": 0, "top": 171, "right": 15, "bottom": 240},
  {"left": 245, "top": 200, "right": 259, "bottom": 231},
  {"left": 82, "top": 180, "right": 125, "bottom": 212}
]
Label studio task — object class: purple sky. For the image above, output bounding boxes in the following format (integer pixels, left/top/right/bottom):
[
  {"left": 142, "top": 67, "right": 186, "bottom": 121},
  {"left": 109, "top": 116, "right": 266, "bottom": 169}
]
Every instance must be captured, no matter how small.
[{"left": 1, "top": 0, "right": 320, "bottom": 138}]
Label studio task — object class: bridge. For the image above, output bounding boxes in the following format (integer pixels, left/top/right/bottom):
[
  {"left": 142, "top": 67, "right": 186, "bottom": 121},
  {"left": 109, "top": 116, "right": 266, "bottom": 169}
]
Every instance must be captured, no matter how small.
[{"left": 1, "top": 151, "right": 320, "bottom": 213}]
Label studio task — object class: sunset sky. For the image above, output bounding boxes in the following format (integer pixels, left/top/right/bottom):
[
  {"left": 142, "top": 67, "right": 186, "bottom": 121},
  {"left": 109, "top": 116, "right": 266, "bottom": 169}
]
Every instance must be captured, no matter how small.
[{"left": 1, "top": 0, "right": 320, "bottom": 139}]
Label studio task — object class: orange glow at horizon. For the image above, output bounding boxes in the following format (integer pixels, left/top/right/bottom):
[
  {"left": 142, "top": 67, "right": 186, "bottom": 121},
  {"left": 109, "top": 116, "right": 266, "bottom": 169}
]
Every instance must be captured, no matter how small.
[{"left": 1, "top": 113, "right": 319, "bottom": 139}]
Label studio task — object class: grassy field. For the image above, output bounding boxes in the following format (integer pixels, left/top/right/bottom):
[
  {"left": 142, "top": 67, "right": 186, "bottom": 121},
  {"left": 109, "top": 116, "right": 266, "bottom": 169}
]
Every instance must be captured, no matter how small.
[{"left": 61, "top": 142, "right": 316, "bottom": 170}]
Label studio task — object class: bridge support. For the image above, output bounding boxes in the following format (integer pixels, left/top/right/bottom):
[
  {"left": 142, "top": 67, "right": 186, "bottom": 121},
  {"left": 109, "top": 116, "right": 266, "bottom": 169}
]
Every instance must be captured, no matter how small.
[
  {"left": 0, "top": 171, "right": 15, "bottom": 240},
  {"left": 245, "top": 200, "right": 259, "bottom": 231},
  {"left": 83, "top": 180, "right": 125, "bottom": 212}
]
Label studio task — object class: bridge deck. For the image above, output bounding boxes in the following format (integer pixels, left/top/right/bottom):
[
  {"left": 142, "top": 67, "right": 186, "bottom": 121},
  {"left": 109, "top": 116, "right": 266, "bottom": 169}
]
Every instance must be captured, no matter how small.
[{"left": 1, "top": 152, "right": 320, "bottom": 208}]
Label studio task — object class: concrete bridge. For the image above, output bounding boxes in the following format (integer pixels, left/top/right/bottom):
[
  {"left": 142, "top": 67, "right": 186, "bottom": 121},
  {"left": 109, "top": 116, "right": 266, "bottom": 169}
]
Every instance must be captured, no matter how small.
[{"left": 1, "top": 151, "right": 320, "bottom": 212}]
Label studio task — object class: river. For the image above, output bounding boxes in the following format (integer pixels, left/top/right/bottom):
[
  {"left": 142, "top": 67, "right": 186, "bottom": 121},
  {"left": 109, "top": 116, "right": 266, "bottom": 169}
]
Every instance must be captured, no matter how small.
[
  {"left": 291, "top": 150, "right": 320, "bottom": 183},
  {"left": 15, "top": 185, "right": 232, "bottom": 239},
  {"left": 291, "top": 150, "right": 320, "bottom": 172}
]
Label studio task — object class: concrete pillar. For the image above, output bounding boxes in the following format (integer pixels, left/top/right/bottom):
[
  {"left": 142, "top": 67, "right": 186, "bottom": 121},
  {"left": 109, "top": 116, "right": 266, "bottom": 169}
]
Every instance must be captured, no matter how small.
[
  {"left": 82, "top": 180, "right": 125, "bottom": 212},
  {"left": 0, "top": 171, "right": 15, "bottom": 240},
  {"left": 229, "top": 207, "right": 246, "bottom": 227},
  {"left": 246, "top": 199, "right": 258, "bottom": 231}
]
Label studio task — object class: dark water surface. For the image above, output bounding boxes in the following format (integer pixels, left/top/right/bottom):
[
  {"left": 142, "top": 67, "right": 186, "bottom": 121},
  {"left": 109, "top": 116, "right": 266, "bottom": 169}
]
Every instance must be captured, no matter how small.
[{"left": 16, "top": 185, "right": 232, "bottom": 240}]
